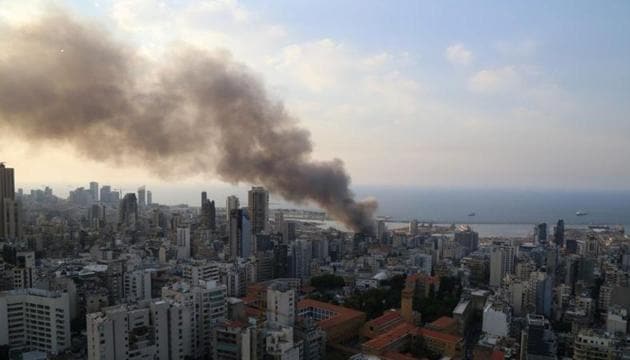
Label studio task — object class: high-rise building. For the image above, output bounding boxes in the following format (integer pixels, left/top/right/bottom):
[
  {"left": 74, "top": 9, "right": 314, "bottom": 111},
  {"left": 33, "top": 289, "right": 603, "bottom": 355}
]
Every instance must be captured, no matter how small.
[
  {"left": 248, "top": 186, "right": 269, "bottom": 235},
  {"left": 0, "top": 163, "right": 21, "bottom": 240},
  {"left": 226, "top": 195, "right": 240, "bottom": 222},
  {"left": 137, "top": 186, "right": 146, "bottom": 208},
  {"left": 256, "top": 250, "right": 275, "bottom": 282},
  {"left": 89, "top": 181, "right": 99, "bottom": 202},
  {"left": 100, "top": 185, "right": 112, "bottom": 204},
  {"left": 266, "top": 282, "right": 296, "bottom": 327},
  {"left": 520, "top": 314, "right": 557, "bottom": 360},
  {"left": 161, "top": 280, "right": 227, "bottom": 358},
  {"left": 123, "top": 269, "right": 152, "bottom": 303},
  {"left": 119, "top": 193, "right": 138, "bottom": 228},
  {"left": 220, "top": 261, "right": 250, "bottom": 298},
  {"left": 68, "top": 186, "right": 92, "bottom": 206},
  {"left": 376, "top": 220, "right": 386, "bottom": 242},
  {"left": 183, "top": 260, "right": 220, "bottom": 285},
  {"left": 554, "top": 219, "right": 564, "bottom": 248},
  {"left": 273, "top": 244, "right": 289, "bottom": 278},
  {"left": 89, "top": 203, "right": 106, "bottom": 229},
  {"left": 87, "top": 301, "right": 173, "bottom": 360},
  {"left": 0, "top": 288, "right": 71, "bottom": 355},
  {"left": 489, "top": 240, "right": 515, "bottom": 287},
  {"left": 528, "top": 270, "right": 552, "bottom": 318},
  {"left": 211, "top": 320, "right": 258, "bottom": 360},
  {"left": 200, "top": 192, "right": 216, "bottom": 230},
  {"left": 535, "top": 223, "right": 547, "bottom": 245},
  {"left": 290, "top": 238, "right": 312, "bottom": 280},
  {"left": 455, "top": 226, "right": 479, "bottom": 254},
  {"left": 274, "top": 211, "right": 284, "bottom": 231},
  {"left": 4, "top": 251, "right": 36, "bottom": 290},
  {"left": 282, "top": 221, "right": 297, "bottom": 243},
  {"left": 229, "top": 209, "right": 252, "bottom": 260},
  {"left": 295, "top": 317, "right": 327, "bottom": 360},
  {"left": 409, "top": 219, "right": 419, "bottom": 236},
  {"left": 146, "top": 190, "right": 152, "bottom": 206},
  {"left": 176, "top": 226, "right": 191, "bottom": 260}
]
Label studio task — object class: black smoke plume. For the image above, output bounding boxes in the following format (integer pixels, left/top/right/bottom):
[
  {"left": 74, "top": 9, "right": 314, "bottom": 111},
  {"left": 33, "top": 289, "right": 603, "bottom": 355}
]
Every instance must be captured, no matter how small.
[{"left": 0, "top": 11, "right": 377, "bottom": 233}]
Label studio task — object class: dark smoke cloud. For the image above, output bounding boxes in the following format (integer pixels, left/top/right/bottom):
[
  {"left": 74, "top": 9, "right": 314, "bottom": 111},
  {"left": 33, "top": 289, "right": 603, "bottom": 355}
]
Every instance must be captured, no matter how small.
[{"left": 0, "top": 11, "right": 377, "bottom": 233}]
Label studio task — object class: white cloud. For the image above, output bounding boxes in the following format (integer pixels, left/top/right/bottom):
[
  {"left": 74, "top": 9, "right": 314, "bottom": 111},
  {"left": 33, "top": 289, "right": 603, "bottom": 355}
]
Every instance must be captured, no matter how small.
[
  {"left": 445, "top": 43, "right": 473, "bottom": 65},
  {"left": 6, "top": 0, "right": 615, "bottom": 189},
  {"left": 0, "top": 0, "right": 44, "bottom": 25},
  {"left": 468, "top": 66, "right": 522, "bottom": 93}
]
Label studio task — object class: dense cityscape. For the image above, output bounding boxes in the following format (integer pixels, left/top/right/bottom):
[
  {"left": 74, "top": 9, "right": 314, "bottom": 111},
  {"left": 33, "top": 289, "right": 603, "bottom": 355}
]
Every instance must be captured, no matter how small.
[
  {"left": 2, "top": 1, "right": 630, "bottom": 359},
  {"left": 1, "top": 162, "right": 629, "bottom": 359}
]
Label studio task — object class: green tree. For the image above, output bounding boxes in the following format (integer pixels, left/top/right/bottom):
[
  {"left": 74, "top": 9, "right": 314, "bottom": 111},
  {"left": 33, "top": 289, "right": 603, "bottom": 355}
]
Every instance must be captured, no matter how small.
[
  {"left": 310, "top": 274, "right": 346, "bottom": 291},
  {"left": 413, "top": 276, "right": 462, "bottom": 323}
]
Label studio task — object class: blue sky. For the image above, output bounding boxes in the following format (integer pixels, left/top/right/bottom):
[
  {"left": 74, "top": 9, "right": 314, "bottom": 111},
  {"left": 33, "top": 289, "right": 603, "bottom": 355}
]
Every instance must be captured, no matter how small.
[{"left": 2, "top": 0, "right": 630, "bottom": 192}]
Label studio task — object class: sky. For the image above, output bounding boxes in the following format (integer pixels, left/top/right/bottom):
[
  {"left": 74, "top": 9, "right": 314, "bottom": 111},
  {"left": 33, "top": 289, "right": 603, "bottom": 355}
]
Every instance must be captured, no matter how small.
[{"left": 1, "top": 0, "right": 630, "bottom": 198}]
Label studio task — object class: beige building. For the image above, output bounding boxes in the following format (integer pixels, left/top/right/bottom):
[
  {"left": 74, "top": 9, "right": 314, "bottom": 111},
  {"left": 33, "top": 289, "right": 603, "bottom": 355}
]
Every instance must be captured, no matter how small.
[{"left": 0, "top": 288, "right": 71, "bottom": 356}]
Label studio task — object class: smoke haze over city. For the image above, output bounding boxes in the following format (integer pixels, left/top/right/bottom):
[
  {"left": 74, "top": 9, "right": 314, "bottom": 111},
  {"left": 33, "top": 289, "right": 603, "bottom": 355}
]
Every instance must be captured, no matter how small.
[{"left": 0, "top": 10, "right": 376, "bottom": 232}]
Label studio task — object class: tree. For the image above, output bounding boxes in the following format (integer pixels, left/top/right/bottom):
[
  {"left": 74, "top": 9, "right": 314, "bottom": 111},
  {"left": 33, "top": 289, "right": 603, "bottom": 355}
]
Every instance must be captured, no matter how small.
[
  {"left": 413, "top": 276, "right": 462, "bottom": 323},
  {"left": 344, "top": 288, "right": 388, "bottom": 319},
  {"left": 409, "top": 335, "right": 440, "bottom": 360},
  {"left": 310, "top": 274, "right": 345, "bottom": 291}
]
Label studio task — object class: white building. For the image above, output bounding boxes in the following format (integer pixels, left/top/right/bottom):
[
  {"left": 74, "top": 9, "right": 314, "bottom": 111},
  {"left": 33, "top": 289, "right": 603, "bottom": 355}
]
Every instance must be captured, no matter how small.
[
  {"left": 123, "top": 269, "right": 152, "bottom": 302},
  {"left": 410, "top": 252, "right": 432, "bottom": 275},
  {"left": 607, "top": 306, "right": 628, "bottom": 335},
  {"left": 161, "top": 280, "right": 227, "bottom": 358},
  {"left": 182, "top": 260, "right": 220, "bottom": 285},
  {"left": 86, "top": 301, "right": 176, "bottom": 360},
  {"left": 267, "top": 282, "right": 296, "bottom": 327},
  {"left": 0, "top": 288, "right": 71, "bottom": 355},
  {"left": 220, "top": 261, "right": 251, "bottom": 297},
  {"left": 490, "top": 241, "right": 514, "bottom": 287},
  {"left": 265, "top": 326, "right": 301, "bottom": 360},
  {"left": 176, "top": 226, "right": 191, "bottom": 260}
]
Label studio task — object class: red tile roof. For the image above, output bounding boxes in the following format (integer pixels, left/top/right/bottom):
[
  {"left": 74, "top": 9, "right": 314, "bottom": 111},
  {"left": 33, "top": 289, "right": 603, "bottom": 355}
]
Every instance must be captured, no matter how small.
[
  {"left": 429, "top": 316, "right": 457, "bottom": 329},
  {"left": 362, "top": 323, "right": 417, "bottom": 352},
  {"left": 244, "top": 307, "right": 262, "bottom": 317},
  {"left": 417, "top": 327, "right": 463, "bottom": 344},
  {"left": 491, "top": 350, "right": 505, "bottom": 360},
  {"left": 369, "top": 310, "right": 402, "bottom": 327},
  {"left": 298, "top": 299, "right": 365, "bottom": 330}
]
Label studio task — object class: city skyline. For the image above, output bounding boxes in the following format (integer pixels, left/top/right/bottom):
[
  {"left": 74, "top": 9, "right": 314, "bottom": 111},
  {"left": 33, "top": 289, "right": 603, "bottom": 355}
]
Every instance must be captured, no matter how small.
[
  {"left": 1, "top": 2, "right": 629, "bottom": 359},
  {"left": 1, "top": 0, "right": 630, "bottom": 190}
]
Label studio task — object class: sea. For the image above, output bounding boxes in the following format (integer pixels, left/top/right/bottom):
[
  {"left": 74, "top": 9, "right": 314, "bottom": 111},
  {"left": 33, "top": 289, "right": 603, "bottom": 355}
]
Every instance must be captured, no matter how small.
[
  {"left": 43, "top": 183, "right": 630, "bottom": 237},
  {"left": 349, "top": 186, "right": 630, "bottom": 237}
]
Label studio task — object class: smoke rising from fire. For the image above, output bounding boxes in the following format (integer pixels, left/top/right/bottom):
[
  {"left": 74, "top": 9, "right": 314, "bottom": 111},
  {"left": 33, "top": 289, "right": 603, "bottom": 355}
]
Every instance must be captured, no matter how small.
[{"left": 0, "top": 11, "right": 377, "bottom": 233}]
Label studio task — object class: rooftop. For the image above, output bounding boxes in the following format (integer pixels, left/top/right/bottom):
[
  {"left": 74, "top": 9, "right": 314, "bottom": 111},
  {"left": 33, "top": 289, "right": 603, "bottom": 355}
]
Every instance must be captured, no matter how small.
[
  {"left": 453, "top": 300, "right": 470, "bottom": 315},
  {"left": 362, "top": 323, "right": 417, "bottom": 352},
  {"left": 369, "top": 310, "right": 403, "bottom": 328},
  {"left": 429, "top": 316, "right": 457, "bottom": 330},
  {"left": 298, "top": 299, "right": 365, "bottom": 330},
  {"left": 418, "top": 327, "right": 463, "bottom": 344}
]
